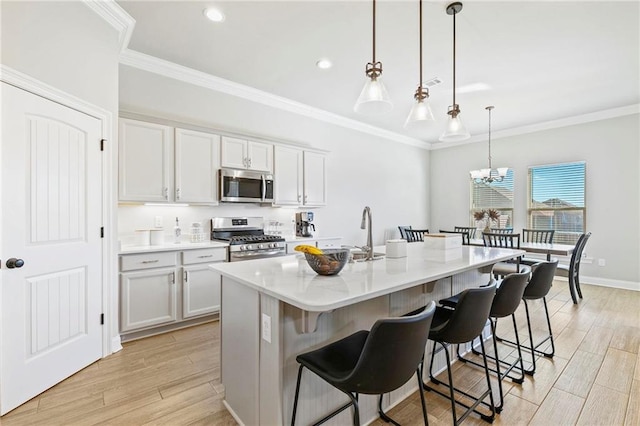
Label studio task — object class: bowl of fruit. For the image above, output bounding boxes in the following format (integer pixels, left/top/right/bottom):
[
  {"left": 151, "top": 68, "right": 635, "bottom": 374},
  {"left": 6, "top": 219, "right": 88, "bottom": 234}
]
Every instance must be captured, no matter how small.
[{"left": 295, "top": 245, "right": 350, "bottom": 276}]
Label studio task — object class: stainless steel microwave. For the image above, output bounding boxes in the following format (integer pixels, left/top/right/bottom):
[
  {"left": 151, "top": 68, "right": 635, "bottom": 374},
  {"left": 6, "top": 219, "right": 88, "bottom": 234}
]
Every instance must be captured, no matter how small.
[{"left": 219, "top": 168, "right": 274, "bottom": 203}]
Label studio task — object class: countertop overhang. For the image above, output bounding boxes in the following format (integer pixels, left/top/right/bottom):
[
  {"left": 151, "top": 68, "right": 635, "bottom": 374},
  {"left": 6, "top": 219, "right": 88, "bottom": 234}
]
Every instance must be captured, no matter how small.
[{"left": 210, "top": 245, "right": 524, "bottom": 312}]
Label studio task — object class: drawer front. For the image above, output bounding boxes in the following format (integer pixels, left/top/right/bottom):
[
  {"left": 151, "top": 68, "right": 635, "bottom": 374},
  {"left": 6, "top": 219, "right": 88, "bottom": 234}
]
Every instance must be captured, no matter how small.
[
  {"left": 120, "top": 251, "right": 177, "bottom": 271},
  {"left": 182, "top": 248, "right": 227, "bottom": 265}
]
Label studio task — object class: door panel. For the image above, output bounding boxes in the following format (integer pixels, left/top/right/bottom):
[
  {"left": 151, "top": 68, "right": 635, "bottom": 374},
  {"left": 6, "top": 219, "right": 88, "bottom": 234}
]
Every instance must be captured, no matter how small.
[{"left": 1, "top": 82, "right": 103, "bottom": 415}]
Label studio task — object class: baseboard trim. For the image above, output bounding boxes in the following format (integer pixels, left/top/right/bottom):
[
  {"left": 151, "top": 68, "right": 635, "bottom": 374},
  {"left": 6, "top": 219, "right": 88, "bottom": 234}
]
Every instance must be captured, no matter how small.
[{"left": 579, "top": 276, "right": 640, "bottom": 292}]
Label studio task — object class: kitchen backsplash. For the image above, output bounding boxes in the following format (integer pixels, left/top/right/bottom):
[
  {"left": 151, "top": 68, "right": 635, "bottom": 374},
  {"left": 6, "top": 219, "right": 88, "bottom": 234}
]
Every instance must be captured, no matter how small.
[{"left": 118, "top": 204, "right": 301, "bottom": 247}]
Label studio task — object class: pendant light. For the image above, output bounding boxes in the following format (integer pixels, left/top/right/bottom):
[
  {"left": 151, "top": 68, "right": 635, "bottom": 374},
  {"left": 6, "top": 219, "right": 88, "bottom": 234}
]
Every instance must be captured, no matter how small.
[
  {"left": 439, "top": 2, "right": 470, "bottom": 142},
  {"left": 470, "top": 106, "right": 509, "bottom": 183},
  {"left": 405, "top": 0, "right": 434, "bottom": 127},
  {"left": 354, "top": 0, "right": 393, "bottom": 115}
]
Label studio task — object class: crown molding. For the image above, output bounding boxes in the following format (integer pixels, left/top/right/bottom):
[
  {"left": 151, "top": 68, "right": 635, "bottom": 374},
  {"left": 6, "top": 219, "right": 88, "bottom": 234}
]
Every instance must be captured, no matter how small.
[
  {"left": 430, "top": 104, "right": 640, "bottom": 150},
  {"left": 83, "top": 0, "right": 135, "bottom": 52},
  {"left": 119, "top": 49, "right": 429, "bottom": 149}
]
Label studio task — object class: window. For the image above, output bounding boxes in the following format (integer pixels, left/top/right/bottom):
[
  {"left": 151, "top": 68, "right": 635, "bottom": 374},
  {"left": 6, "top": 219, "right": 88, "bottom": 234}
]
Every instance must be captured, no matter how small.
[
  {"left": 470, "top": 169, "right": 514, "bottom": 228},
  {"left": 528, "top": 161, "right": 585, "bottom": 245}
]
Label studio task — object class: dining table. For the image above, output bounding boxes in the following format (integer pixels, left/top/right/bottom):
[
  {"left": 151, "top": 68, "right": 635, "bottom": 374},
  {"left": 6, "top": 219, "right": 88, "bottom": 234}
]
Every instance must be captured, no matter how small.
[{"left": 469, "top": 238, "right": 575, "bottom": 260}]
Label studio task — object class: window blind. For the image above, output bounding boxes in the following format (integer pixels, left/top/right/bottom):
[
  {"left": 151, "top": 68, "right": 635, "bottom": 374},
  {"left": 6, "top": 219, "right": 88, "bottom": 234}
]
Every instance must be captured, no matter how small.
[
  {"left": 528, "top": 161, "right": 586, "bottom": 244},
  {"left": 470, "top": 169, "right": 514, "bottom": 227}
]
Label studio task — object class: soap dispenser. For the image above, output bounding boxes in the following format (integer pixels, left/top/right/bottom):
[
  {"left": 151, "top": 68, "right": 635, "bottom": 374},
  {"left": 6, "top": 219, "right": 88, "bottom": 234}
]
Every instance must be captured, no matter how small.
[{"left": 173, "top": 217, "right": 181, "bottom": 243}]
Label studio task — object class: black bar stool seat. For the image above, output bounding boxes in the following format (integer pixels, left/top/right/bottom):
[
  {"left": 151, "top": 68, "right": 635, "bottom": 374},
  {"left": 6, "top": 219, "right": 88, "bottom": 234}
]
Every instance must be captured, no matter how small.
[{"left": 291, "top": 302, "right": 436, "bottom": 426}]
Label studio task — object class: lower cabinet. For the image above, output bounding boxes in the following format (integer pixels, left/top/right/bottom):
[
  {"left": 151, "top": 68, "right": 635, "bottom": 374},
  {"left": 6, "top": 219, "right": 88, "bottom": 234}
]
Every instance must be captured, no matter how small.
[{"left": 119, "top": 247, "right": 225, "bottom": 338}]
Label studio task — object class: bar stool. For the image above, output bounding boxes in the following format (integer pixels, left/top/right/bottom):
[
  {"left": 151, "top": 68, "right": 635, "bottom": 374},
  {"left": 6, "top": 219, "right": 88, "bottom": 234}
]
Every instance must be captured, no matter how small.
[
  {"left": 446, "top": 271, "right": 531, "bottom": 412},
  {"left": 291, "top": 302, "right": 436, "bottom": 426},
  {"left": 424, "top": 284, "right": 497, "bottom": 425},
  {"left": 496, "top": 260, "right": 558, "bottom": 375}
]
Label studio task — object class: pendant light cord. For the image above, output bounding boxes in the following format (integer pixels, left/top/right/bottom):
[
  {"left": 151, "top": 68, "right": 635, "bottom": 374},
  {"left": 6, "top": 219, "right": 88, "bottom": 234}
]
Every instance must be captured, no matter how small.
[
  {"left": 487, "top": 106, "right": 493, "bottom": 169},
  {"left": 419, "top": 0, "right": 423, "bottom": 88},
  {"left": 452, "top": 8, "right": 456, "bottom": 106},
  {"left": 372, "top": 0, "right": 376, "bottom": 64}
]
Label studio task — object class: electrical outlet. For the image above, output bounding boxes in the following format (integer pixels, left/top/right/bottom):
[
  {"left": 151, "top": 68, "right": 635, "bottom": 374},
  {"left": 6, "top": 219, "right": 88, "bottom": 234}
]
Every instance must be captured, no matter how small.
[
  {"left": 598, "top": 258, "right": 606, "bottom": 267},
  {"left": 154, "top": 216, "right": 163, "bottom": 228},
  {"left": 261, "top": 313, "right": 271, "bottom": 343}
]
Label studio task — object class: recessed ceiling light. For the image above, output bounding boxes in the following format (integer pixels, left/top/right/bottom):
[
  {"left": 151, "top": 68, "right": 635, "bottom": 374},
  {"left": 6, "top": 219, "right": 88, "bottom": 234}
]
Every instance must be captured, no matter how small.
[
  {"left": 203, "top": 8, "right": 225, "bottom": 23},
  {"left": 316, "top": 59, "right": 332, "bottom": 69}
]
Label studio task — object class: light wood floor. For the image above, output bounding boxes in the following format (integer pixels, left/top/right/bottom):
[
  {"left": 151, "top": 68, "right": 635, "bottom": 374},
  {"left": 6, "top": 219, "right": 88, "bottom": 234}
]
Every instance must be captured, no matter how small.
[{"left": 1, "top": 281, "right": 638, "bottom": 425}]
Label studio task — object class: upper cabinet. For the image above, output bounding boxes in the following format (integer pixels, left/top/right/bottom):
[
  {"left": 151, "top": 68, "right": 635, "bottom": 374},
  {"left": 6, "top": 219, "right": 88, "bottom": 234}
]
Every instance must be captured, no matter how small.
[
  {"left": 175, "top": 128, "right": 220, "bottom": 203},
  {"left": 119, "top": 118, "right": 220, "bottom": 204},
  {"left": 221, "top": 136, "right": 273, "bottom": 172},
  {"left": 273, "top": 146, "right": 303, "bottom": 206},
  {"left": 119, "top": 119, "right": 173, "bottom": 202},
  {"left": 274, "top": 146, "right": 327, "bottom": 207},
  {"left": 303, "top": 151, "right": 327, "bottom": 206}
]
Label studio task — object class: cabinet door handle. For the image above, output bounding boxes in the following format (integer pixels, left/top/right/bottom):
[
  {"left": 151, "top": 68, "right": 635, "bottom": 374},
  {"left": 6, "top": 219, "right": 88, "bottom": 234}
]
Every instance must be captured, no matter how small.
[
  {"left": 197, "top": 254, "right": 214, "bottom": 258},
  {"left": 176, "top": 188, "right": 180, "bottom": 200},
  {"left": 141, "top": 259, "right": 159, "bottom": 264},
  {"left": 164, "top": 187, "right": 169, "bottom": 200}
]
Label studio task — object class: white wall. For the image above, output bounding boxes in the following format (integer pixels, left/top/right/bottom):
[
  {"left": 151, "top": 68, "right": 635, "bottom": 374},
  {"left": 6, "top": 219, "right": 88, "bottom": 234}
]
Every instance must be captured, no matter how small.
[
  {"left": 118, "top": 66, "right": 431, "bottom": 247},
  {"left": 430, "top": 114, "right": 640, "bottom": 286}
]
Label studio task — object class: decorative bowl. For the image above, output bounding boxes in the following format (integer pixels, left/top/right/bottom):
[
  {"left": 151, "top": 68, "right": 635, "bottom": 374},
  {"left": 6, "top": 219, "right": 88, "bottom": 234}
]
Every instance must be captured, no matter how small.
[{"left": 304, "top": 249, "right": 350, "bottom": 276}]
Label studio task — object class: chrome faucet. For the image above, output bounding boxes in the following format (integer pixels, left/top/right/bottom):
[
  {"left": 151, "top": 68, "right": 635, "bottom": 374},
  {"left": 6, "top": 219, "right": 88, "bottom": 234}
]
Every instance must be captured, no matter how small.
[{"left": 360, "top": 206, "right": 373, "bottom": 261}]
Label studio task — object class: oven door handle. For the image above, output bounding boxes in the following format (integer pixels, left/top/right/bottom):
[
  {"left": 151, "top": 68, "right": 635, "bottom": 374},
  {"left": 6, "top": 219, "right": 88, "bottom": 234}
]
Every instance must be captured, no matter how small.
[{"left": 231, "top": 250, "right": 285, "bottom": 259}]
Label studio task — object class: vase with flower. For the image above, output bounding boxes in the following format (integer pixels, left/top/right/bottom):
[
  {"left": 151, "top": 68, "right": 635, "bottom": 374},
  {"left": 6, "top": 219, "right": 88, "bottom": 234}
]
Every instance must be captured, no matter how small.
[{"left": 473, "top": 209, "right": 501, "bottom": 234}]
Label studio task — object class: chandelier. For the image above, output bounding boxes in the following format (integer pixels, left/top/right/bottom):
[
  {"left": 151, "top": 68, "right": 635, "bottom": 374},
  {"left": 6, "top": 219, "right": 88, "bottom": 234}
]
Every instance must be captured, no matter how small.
[{"left": 470, "top": 106, "right": 509, "bottom": 183}]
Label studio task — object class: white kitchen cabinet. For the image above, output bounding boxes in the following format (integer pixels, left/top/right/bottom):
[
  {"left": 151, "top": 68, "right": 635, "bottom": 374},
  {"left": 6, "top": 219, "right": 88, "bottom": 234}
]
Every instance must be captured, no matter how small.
[
  {"left": 181, "top": 248, "right": 225, "bottom": 319},
  {"left": 303, "top": 151, "right": 327, "bottom": 206},
  {"left": 221, "top": 136, "right": 273, "bottom": 172},
  {"left": 119, "top": 119, "right": 220, "bottom": 204},
  {"left": 273, "top": 145, "right": 303, "bottom": 205},
  {"left": 120, "top": 251, "right": 178, "bottom": 333},
  {"left": 175, "top": 128, "right": 220, "bottom": 203},
  {"left": 119, "top": 247, "right": 226, "bottom": 338},
  {"left": 273, "top": 147, "right": 327, "bottom": 207},
  {"left": 119, "top": 119, "right": 173, "bottom": 202}
]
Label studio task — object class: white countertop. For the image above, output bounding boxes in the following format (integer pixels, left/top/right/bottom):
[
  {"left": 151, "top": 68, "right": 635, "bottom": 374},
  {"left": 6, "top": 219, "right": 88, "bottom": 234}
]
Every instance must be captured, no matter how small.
[
  {"left": 210, "top": 244, "right": 524, "bottom": 312},
  {"left": 120, "top": 240, "right": 228, "bottom": 254}
]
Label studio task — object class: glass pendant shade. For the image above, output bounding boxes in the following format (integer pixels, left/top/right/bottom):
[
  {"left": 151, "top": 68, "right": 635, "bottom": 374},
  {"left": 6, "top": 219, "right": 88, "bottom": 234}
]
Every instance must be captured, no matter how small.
[
  {"left": 405, "top": 98, "right": 435, "bottom": 127},
  {"left": 439, "top": 113, "right": 470, "bottom": 142},
  {"left": 354, "top": 77, "right": 393, "bottom": 115}
]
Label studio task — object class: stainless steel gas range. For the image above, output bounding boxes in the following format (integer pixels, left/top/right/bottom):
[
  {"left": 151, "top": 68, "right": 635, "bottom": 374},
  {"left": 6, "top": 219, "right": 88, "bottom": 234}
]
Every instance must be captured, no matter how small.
[{"left": 210, "top": 217, "right": 287, "bottom": 262}]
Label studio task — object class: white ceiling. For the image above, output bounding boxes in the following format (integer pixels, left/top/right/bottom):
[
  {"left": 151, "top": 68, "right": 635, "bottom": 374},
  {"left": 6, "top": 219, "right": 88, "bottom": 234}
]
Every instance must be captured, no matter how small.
[{"left": 117, "top": 0, "right": 640, "bottom": 146}]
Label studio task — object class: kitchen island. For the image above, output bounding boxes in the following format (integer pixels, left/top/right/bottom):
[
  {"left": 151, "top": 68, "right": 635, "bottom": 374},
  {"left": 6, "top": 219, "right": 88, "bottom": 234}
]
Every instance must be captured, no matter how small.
[{"left": 210, "top": 244, "right": 524, "bottom": 425}]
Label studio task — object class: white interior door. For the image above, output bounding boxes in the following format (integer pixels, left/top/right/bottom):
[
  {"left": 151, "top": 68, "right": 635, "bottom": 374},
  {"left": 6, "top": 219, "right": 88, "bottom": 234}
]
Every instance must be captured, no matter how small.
[{"left": 0, "top": 82, "right": 103, "bottom": 415}]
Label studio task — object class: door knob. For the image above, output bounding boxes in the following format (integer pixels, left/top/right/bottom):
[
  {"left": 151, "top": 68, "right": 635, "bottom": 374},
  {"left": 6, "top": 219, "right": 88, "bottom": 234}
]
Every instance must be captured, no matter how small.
[{"left": 6, "top": 258, "right": 25, "bottom": 269}]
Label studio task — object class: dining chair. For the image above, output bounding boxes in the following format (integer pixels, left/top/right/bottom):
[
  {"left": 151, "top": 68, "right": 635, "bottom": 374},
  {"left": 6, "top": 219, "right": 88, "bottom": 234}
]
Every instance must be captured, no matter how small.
[
  {"left": 557, "top": 232, "right": 591, "bottom": 304},
  {"left": 482, "top": 232, "right": 530, "bottom": 278},
  {"left": 397, "top": 226, "right": 412, "bottom": 240},
  {"left": 291, "top": 302, "right": 436, "bottom": 426},
  {"left": 522, "top": 229, "right": 555, "bottom": 243},
  {"left": 405, "top": 228, "right": 429, "bottom": 242},
  {"left": 454, "top": 226, "right": 476, "bottom": 239},
  {"left": 520, "top": 229, "right": 556, "bottom": 265},
  {"left": 439, "top": 230, "right": 470, "bottom": 245},
  {"left": 490, "top": 228, "right": 514, "bottom": 234}
]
